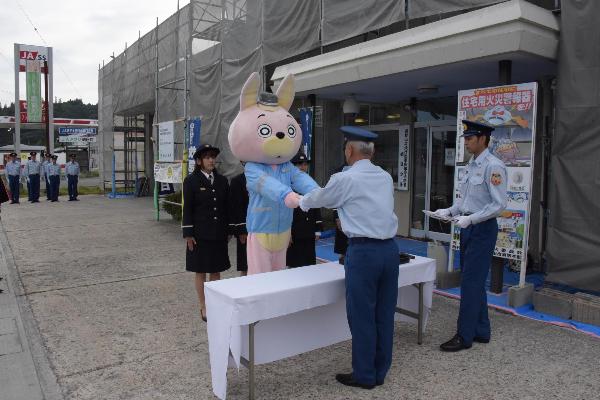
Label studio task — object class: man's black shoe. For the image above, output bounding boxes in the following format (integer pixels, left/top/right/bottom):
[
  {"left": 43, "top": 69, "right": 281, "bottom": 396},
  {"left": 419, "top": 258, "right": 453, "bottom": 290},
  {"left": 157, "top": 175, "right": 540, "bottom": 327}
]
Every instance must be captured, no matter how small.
[
  {"left": 335, "top": 373, "right": 375, "bottom": 389},
  {"left": 473, "top": 336, "right": 490, "bottom": 343},
  {"left": 440, "top": 334, "right": 472, "bottom": 352}
]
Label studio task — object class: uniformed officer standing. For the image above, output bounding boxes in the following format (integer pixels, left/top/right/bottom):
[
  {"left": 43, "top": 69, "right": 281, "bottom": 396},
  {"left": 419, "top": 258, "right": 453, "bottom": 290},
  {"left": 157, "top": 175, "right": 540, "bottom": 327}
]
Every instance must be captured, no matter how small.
[
  {"left": 229, "top": 166, "right": 249, "bottom": 276},
  {"left": 287, "top": 152, "right": 322, "bottom": 268},
  {"left": 42, "top": 152, "right": 52, "bottom": 201},
  {"left": 433, "top": 120, "right": 507, "bottom": 352},
  {"left": 5, "top": 152, "right": 21, "bottom": 204},
  {"left": 300, "top": 126, "right": 399, "bottom": 389},
  {"left": 66, "top": 154, "right": 80, "bottom": 201},
  {"left": 46, "top": 155, "right": 62, "bottom": 202},
  {"left": 182, "top": 144, "right": 231, "bottom": 322},
  {"left": 23, "top": 152, "right": 41, "bottom": 202}
]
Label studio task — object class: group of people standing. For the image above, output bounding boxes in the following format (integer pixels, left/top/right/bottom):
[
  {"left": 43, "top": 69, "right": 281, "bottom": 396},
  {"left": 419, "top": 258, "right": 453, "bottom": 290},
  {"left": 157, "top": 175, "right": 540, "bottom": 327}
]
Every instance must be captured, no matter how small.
[
  {"left": 181, "top": 144, "right": 322, "bottom": 322},
  {"left": 4, "top": 151, "right": 81, "bottom": 204},
  {"left": 183, "top": 120, "right": 507, "bottom": 390}
]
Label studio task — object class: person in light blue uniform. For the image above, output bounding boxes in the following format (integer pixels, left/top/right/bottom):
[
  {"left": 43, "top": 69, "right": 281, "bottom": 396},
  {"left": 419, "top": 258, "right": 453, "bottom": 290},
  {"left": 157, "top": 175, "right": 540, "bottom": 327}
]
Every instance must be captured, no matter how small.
[
  {"left": 5, "top": 152, "right": 21, "bottom": 204},
  {"left": 24, "top": 152, "right": 41, "bottom": 203},
  {"left": 300, "top": 126, "right": 399, "bottom": 390},
  {"left": 66, "top": 154, "right": 80, "bottom": 201},
  {"left": 433, "top": 120, "right": 507, "bottom": 352},
  {"left": 42, "top": 152, "right": 52, "bottom": 201},
  {"left": 46, "top": 155, "right": 62, "bottom": 202}
]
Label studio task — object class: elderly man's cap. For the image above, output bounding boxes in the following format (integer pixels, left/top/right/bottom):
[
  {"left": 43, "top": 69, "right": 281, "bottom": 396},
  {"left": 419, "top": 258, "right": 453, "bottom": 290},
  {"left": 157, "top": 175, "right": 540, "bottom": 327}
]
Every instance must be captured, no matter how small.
[
  {"left": 461, "top": 120, "right": 494, "bottom": 137},
  {"left": 69, "top": 153, "right": 77, "bottom": 158},
  {"left": 291, "top": 152, "right": 309, "bottom": 164},
  {"left": 51, "top": 155, "right": 58, "bottom": 160},
  {"left": 9, "top": 152, "right": 17, "bottom": 157},
  {"left": 193, "top": 144, "right": 220, "bottom": 159},
  {"left": 29, "top": 151, "right": 37, "bottom": 156},
  {"left": 340, "top": 126, "right": 378, "bottom": 142}
]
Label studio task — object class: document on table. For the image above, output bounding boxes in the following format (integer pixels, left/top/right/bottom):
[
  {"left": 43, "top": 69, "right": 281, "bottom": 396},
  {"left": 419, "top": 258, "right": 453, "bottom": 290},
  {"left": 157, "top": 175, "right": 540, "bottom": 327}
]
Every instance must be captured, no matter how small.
[{"left": 422, "top": 210, "right": 456, "bottom": 223}]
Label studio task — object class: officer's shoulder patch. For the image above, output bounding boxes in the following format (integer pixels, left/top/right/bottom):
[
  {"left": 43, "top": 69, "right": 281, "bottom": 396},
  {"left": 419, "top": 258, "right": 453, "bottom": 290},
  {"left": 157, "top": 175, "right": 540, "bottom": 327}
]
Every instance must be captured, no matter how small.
[{"left": 490, "top": 171, "right": 503, "bottom": 186}]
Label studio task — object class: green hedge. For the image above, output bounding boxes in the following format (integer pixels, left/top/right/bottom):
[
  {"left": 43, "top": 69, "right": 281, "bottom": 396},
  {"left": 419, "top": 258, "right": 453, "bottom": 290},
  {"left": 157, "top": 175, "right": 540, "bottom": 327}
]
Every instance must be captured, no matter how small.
[{"left": 162, "top": 191, "right": 182, "bottom": 221}]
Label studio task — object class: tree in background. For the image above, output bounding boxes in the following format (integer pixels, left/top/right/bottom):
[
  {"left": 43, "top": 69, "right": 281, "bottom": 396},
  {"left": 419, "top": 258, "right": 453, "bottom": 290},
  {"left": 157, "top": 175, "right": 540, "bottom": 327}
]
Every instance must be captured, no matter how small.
[{"left": 0, "top": 99, "right": 97, "bottom": 119}]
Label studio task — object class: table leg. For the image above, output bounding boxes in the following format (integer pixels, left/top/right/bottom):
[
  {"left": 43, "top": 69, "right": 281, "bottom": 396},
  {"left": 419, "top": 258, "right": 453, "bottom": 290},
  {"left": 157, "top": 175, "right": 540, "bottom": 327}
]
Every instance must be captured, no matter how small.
[
  {"left": 249, "top": 322, "right": 256, "bottom": 400},
  {"left": 418, "top": 282, "right": 424, "bottom": 345}
]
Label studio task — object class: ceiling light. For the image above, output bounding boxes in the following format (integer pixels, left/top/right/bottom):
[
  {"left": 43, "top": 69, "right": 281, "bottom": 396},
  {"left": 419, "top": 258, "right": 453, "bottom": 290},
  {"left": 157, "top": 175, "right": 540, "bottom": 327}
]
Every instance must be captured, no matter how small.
[
  {"left": 354, "top": 117, "right": 367, "bottom": 124},
  {"left": 417, "top": 84, "right": 439, "bottom": 95},
  {"left": 343, "top": 95, "right": 360, "bottom": 114},
  {"left": 386, "top": 113, "right": 401, "bottom": 119}
]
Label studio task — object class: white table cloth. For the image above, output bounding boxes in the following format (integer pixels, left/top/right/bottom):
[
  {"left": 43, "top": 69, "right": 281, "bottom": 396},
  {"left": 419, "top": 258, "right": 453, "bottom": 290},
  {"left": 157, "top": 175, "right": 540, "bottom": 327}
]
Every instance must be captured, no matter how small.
[{"left": 205, "top": 256, "right": 436, "bottom": 400}]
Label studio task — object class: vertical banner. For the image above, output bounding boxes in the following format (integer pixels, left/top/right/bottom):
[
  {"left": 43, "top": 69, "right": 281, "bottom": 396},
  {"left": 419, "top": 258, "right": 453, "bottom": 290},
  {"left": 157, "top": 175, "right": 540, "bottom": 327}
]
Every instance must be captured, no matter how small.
[
  {"left": 299, "top": 108, "right": 313, "bottom": 159},
  {"left": 158, "top": 121, "right": 175, "bottom": 161},
  {"left": 187, "top": 118, "right": 201, "bottom": 173},
  {"left": 452, "top": 83, "right": 538, "bottom": 265},
  {"left": 25, "top": 59, "right": 42, "bottom": 123},
  {"left": 397, "top": 125, "right": 410, "bottom": 190}
]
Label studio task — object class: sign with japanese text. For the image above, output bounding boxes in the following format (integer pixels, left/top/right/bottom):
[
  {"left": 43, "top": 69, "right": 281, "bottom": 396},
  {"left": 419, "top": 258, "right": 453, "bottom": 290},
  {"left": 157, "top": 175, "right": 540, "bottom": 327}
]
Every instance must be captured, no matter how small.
[
  {"left": 58, "top": 127, "right": 97, "bottom": 143},
  {"left": 397, "top": 125, "right": 410, "bottom": 190},
  {"left": 158, "top": 121, "right": 175, "bottom": 162},
  {"left": 187, "top": 118, "right": 201, "bottom": 173},
  {"left": 452, "top": 83, "right": 538, "bottom": 263}
]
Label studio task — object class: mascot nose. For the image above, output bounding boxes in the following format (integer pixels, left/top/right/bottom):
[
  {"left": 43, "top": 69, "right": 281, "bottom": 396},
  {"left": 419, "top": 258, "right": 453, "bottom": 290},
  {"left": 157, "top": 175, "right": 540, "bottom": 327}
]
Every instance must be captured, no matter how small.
[{"left": 276, "top": 132, "right": 285, "bottom": 139}]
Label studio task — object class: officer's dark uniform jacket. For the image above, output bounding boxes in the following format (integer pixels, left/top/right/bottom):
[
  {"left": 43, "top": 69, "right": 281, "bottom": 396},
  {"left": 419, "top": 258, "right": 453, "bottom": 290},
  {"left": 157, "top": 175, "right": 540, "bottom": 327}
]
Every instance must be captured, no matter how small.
[
  {"left": 291, "top": 208, "right": 322, "bottom": 240},
  {"left": 182, "top": 169, "right": 229, "bottom": 240},
  {"left": 228, "top": 173, "right": 248, "bottom": 237}
]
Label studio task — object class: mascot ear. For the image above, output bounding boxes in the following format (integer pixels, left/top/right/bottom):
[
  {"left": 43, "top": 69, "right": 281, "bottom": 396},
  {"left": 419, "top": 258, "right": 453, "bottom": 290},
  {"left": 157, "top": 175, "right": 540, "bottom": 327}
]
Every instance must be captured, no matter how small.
[
  {"left": 240, "top": 72, "right": 260, "bottom": 110},
  {"left": 276, "top": 74, "right": 295, "bottom": 111}
]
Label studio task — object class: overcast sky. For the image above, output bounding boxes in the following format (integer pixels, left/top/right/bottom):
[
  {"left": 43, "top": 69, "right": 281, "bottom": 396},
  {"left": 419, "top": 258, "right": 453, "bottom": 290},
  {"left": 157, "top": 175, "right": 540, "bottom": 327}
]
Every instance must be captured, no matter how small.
[{"left": 0, "top": 0, "right": 190, "bottom": 107}]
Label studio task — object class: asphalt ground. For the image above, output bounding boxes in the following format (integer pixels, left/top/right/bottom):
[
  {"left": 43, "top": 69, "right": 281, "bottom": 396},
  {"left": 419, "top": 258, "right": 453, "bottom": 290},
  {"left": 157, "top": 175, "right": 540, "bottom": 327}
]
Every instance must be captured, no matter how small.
[{"left": 1, "top": 195, "right": 598, "bottom": 399}]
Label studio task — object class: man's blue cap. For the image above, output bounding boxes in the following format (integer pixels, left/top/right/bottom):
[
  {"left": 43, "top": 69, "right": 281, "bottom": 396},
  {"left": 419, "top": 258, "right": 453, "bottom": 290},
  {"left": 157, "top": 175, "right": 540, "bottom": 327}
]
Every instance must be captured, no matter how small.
[
  {"left": 461, "top": 119, "right": 494, "bottom": 137},
  {"left": 340, "top": 126, "right": 378, "bottom": 142}
]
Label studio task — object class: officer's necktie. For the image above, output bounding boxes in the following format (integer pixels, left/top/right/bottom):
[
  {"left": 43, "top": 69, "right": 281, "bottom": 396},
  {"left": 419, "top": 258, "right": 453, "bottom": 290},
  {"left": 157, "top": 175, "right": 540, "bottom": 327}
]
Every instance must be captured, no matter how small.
[{"left": 209, "top": 173, "right": 213, "bottom": 185}]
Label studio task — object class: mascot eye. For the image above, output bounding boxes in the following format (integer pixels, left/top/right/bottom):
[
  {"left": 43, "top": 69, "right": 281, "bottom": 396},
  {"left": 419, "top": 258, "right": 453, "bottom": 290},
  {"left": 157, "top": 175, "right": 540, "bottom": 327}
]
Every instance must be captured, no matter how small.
[
  {"left": 257, "top": 124, "right": 272, "bottom": 138},
  {"left": 287, "top": 125, "right": 297, "bottom": 138}
]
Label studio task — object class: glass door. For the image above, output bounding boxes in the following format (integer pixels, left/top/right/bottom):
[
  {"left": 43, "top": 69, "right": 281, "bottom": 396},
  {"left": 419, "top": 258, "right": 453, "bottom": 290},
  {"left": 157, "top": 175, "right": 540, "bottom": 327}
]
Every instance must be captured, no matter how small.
[{"left": 410, "top": 123, "right": 456, "bottom": 242}]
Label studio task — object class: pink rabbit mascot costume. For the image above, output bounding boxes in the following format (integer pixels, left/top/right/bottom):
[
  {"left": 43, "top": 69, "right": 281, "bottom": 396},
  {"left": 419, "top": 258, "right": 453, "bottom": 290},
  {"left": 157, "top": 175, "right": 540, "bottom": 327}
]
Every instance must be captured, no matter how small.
[{"left": 228, "top": 72, "right": 318, "bottom": 275}]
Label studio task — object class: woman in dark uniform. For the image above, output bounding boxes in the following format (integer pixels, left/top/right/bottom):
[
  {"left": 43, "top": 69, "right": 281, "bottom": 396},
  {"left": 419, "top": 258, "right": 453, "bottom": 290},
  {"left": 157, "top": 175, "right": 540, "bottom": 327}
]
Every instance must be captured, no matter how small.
[
  {"left": 287, "top": 152, "right": 322, "bottom": 268},
  {"left": 182, "top": 144, "right": 231, "bottom": 322},
  {"left": 229, "top": 166, "right": 249, "bottom": 276}
]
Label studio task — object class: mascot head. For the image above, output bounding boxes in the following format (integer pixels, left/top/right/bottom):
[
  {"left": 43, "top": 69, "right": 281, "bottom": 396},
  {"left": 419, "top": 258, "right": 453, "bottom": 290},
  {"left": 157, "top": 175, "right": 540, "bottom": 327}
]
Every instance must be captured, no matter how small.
[{"left": 228, "top": 72, "right": 302, "bottom": 164}]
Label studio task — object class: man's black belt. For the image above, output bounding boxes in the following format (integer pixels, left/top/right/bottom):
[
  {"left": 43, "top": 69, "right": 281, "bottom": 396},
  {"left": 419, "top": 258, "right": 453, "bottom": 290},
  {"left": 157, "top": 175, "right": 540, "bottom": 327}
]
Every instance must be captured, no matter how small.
[{"left": 348, "top": 237, "right": 393, "bottom": 245}]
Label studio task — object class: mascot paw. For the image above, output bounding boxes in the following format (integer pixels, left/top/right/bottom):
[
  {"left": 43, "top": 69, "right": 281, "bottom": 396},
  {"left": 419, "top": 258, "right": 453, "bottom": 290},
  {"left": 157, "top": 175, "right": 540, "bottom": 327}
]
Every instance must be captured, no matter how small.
[{"left": 284, "top": 192, "right": 301, "bottom": 209}]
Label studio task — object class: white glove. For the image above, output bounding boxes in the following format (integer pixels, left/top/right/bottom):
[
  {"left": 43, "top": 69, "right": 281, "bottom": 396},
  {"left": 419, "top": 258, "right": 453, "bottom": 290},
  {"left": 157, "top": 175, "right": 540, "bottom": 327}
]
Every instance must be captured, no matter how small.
[
  {"left": 433, "top": 208, "right": 451, "bottom": 218},
  {"left": 455, "top": 215, "right": 472, "bottom": 229}
]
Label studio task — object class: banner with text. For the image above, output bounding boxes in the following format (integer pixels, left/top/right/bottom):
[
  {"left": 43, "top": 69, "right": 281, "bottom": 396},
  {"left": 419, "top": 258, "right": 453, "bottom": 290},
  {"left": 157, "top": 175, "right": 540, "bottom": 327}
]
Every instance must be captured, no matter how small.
[
  {"left": 158, "top": 121, "right": 175, "bottom": 162},
  {"left": 154, "top": 162, "right": 182, "bottom": 184},
  {"left": 452, "top": 82, "right": 538, "bottom": 262},
  {"left": 58, "top": 127, "right": 97, "bottom": 143},
  {"left": 187, "top": 118, "right": 201, "bottom": 173}
]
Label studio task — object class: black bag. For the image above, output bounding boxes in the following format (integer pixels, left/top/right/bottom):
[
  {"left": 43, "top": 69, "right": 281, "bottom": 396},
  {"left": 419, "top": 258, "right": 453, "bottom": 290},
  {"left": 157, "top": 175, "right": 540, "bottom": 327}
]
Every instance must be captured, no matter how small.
[{"left": 399, "top": 252, "right": 415, "bottom": 265}]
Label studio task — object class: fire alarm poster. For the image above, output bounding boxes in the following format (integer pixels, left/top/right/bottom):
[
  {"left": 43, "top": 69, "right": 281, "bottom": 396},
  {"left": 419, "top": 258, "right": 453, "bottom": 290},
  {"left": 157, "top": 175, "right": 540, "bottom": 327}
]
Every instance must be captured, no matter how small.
[{"left": 451, "top": 82, "right": 538, "bottom": 263}]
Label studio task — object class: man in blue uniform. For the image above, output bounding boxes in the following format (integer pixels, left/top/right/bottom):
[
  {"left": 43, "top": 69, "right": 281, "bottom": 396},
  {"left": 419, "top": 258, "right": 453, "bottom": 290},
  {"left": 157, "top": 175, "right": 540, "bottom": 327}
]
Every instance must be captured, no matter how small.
[
  {"left": 47, "top": 155, "right": 61, "bottom": 202},
  {"left": 433, "top": 120, "right": 507, "bottom": 352},
  {"left": 300, "top": 126, "right": 399, "bottom": 389},
  {"left": 4, "top": 152, "right": 21, "bottom": 204},
  {"left": 42, "top": 152, "right": 52, "bottom": 201},
  {"left": 66, "top": 154, "right": 80, "bottom": 201},
  {"left": 24, "top": 152, "right": 41, "bottom": 203}
]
